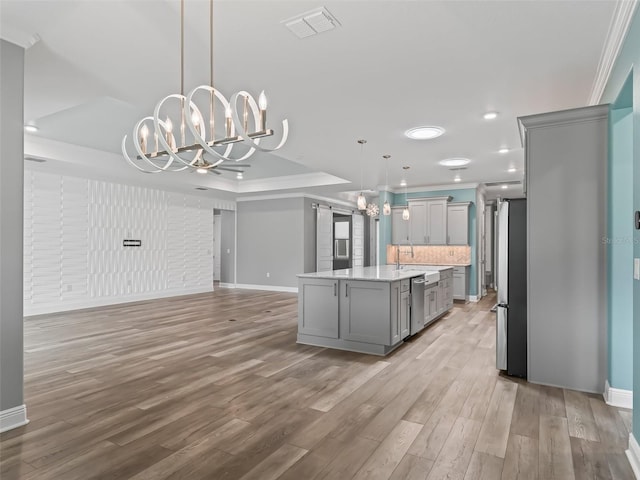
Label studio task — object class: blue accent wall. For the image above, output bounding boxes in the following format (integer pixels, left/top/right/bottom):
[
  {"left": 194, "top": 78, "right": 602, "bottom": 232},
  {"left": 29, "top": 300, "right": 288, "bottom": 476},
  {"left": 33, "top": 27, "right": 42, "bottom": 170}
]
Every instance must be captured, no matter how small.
[
  {"left": 608, "top": 105, "right": 633, "bottom": 391},
  {"left": 388, "top": 188, "right": 478, "bottom": 296},
  {"left": 601, "top": 6, "right": 639, "bottom": 438}
]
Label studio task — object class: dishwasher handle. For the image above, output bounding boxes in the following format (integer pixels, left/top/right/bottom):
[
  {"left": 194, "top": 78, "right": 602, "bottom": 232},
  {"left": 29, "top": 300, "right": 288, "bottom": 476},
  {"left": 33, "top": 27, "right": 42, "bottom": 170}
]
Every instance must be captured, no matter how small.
[{"left": 412, "top": 279, "right": 426, "bottom": 284}]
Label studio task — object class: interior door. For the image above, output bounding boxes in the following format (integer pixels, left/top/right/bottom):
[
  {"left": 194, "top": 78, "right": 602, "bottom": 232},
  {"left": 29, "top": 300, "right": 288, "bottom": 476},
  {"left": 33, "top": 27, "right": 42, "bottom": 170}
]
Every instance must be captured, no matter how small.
[
  {"left": 316, "top": 205, "right": 333, "bottom": 271},
  {"left": 213, "top": 213, "right": 221, "bottom": 281},
  {"left": 352, "top": 213, "right": 364, "bottom": 267}
]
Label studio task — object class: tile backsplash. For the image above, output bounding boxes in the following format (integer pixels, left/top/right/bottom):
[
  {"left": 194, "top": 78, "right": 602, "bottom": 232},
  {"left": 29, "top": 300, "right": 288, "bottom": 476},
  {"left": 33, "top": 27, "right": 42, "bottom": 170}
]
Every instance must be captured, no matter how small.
[{"left": 386, "top": 245, "right": 471, "bottom": 266}]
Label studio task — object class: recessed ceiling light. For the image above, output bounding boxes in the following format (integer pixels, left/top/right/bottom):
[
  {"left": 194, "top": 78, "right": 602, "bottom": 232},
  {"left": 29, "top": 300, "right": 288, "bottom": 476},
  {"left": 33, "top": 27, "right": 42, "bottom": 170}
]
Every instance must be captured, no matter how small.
[
  {"left": 439, "top": 157, "right": 470, "bottom": 167},
  {"left": 508, "top": 167, "right": 517, "bottom": 173},
  {"left": 400, "top": 179, "right": 407, "bottom": 187},
  {"left": 24, "top": 124, "right": 38, "bottom": 133},
  {"left": 454, "top": 175, "right": 461, "bottom": 183},
  {"left": 404, "top": 126, "right": 445, "bottom": 140},
  {"left": 501, "top": 185, "right": 508, "bottom": 189},
  {"left": 196, "top": 167, "right": 208, "bottom": 174},
  {"left": 498, "top": 148, "right": 509, "bottom": 154},
  {"left": 483, "top": 112, "right": 498, "bottom": 120},
  {"left": 237, "top": 172, "right": 243, "bottom": 180}
]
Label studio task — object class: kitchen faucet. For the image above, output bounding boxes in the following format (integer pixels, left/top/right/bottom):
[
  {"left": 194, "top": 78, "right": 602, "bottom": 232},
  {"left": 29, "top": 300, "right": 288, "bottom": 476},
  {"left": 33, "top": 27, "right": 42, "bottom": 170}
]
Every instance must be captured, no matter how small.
[{"left": 395, "top": 243, "right": 414, "bottom": 270}]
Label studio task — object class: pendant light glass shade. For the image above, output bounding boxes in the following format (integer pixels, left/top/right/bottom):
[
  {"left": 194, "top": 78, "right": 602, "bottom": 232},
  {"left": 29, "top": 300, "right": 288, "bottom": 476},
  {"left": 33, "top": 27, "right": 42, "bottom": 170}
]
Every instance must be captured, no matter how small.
[
  {"left": 402, "top": 207, "right": 410, "bottom": 220},
  {"left": 383, "top": 200, "right": 391, "bottom": 215},
  {"left": 382, "top": 154, "right": 391, "bottom": 216},
  {"left": 357, "top": 193, "right": 367, "bottom": 210}
]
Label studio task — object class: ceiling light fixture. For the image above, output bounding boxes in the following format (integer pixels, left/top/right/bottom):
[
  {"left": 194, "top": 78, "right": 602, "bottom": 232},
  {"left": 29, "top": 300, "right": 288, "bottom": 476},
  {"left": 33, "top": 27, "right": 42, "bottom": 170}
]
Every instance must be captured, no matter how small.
[
  {"left": 439, "top": 157, "right": 470, "bottom": 167},
  {"left": 498, "top": 147, "right": 509, "bottom": 154},
  {"left": 122, "top": 0, "right": 287, "bottom": 175},
  {"left": 400, "top": 179, "right": 407, "bottom": 187},
  {"left": 404, "top": 126, "right": 445, "bottom": 140},
  {"left": 236, "top": 172, "right": 243, "bottom": 180},
  {"left": 508, "top": 167, "right": 516, "bottom": 173},
  {"left": 402, "top": 187, "right": 410, "bottom": 220},
  {"left": 24, "top": 124, "right": 38, "bottom": 133},
  {"left": 366, "top": 203, "right": 380, "bottom": 217},
  {"left": 501, "top": 184, "right": 508, "bottom": 189},
  {"left": 483, "top": 111, "right": 498, "bottom": 120},
  {"left": 454, "top": 175, "right": 461, "bottom": 183},
  {"left": 382, "top": 155, "right": 391, "bottom": 216},
  {"left": 356, "top": 139, "right": 367, "bottom": 210}
]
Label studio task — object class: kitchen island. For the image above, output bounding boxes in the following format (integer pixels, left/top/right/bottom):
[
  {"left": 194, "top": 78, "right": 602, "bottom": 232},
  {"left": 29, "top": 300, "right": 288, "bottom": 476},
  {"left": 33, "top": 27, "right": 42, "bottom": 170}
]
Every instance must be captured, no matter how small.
[{"left": 297, "top": 265, "right": 453, "bottom": 355}]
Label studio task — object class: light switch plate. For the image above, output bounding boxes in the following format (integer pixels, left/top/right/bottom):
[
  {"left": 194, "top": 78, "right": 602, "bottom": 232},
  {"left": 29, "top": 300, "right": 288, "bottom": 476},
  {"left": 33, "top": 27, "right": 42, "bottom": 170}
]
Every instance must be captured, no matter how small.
[{"left": 634, "top": 258, "right": 640, "bottom": 280}]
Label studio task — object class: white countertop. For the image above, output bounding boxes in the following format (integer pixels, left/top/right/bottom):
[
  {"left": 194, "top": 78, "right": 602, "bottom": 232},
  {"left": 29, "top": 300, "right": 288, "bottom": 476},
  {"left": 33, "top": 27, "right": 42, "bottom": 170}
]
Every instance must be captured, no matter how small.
[{"left": 297, "top": 265, "right": 454, "bottom": 282}]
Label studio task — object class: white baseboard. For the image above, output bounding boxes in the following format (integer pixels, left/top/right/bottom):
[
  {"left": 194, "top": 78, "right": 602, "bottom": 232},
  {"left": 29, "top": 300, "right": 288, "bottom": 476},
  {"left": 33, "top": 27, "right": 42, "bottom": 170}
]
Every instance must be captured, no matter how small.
[
  {"left": 24, "top": 286, "right": 214, "bottom": 316},
  {"left": 234, "top": 283, "right": 298, "bottom": 293},
  {"left": 627, "top": 433, "right": 640, "bottom": 480},
  {"left": 0, "top": 404, "right": 28, "bottom": 433},
  {"left": 604, "top": 380, "right": 633, "bottom": 409},
  {"left": 219, "top": 283, "right": 236, "bottom": 289}
]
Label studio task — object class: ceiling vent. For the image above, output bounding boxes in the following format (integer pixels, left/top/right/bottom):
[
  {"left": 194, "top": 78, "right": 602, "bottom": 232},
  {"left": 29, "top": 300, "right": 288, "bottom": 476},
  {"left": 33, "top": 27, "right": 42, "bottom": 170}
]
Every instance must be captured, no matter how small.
[
  {"left": 485, "top": 180, "right": 522, "bottom": 187},
  {"left": 24, "top": 156, "right": 46, "bottom": 163},
  {"left": 282, "top": 7, "right": 340, "bottom": 39}
]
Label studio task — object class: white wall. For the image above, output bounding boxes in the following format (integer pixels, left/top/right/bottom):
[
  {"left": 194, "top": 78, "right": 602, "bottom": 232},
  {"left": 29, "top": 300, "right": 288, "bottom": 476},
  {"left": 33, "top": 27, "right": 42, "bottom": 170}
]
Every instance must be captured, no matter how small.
[{"left": 24, "top": 170, "right": 220, "bottom": 315}]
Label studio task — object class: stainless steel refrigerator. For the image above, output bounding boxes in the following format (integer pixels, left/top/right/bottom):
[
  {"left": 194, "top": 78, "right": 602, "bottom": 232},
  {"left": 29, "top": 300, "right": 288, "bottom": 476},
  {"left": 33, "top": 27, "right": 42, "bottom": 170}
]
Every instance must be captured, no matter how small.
[{"left": 496, "top": 198, "right": 527, "bottom": 378}]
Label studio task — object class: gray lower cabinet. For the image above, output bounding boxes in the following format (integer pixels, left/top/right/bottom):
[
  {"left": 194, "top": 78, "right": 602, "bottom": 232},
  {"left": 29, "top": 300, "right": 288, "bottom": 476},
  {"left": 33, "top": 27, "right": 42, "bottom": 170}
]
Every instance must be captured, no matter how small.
[
  {"left": 453, "top": 266, "right": 469, "bottom": 301},
  {"left": 298, "top": 278, "right": 339, "bottom": 338},
  {"left": 298, "top": 277, "right": 407, "bottom": 355},
  {"left": 400, "top": 280, "right": 411, "bottom": 339},
  {"left": 340, "top": 280, "right": 391, "bottom": 345}
]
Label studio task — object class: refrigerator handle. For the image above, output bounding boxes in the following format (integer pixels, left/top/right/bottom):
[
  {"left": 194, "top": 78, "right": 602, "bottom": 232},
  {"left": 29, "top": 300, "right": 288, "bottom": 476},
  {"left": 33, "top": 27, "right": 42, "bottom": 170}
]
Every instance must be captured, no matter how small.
[{"left": 497, "top": 303, "right": 508, "bottom": 309}]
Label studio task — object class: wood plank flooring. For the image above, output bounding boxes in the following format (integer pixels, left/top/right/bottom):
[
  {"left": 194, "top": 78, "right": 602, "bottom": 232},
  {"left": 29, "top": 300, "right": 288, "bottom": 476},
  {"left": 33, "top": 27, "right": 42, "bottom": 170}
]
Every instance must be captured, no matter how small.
[{"left": 0, "top": 289, "right": 633, "bottom": 479}]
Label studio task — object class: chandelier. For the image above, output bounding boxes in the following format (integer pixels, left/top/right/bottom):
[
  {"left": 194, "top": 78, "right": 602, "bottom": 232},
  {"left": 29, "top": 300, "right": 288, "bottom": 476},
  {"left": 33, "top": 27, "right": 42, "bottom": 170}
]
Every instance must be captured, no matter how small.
[
  {"left": 366, "top": 203, "right": 380, "bottom": 217},
  {"left": 121, "top": 0, "right": 288, "bottom": 174}
]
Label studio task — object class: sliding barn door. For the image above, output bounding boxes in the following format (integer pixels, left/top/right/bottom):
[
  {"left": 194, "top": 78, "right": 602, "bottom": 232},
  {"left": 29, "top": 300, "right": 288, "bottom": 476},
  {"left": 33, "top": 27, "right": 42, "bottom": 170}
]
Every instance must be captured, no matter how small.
[{"left": 316, "top": 205, "right": 333, "bottom": 271}]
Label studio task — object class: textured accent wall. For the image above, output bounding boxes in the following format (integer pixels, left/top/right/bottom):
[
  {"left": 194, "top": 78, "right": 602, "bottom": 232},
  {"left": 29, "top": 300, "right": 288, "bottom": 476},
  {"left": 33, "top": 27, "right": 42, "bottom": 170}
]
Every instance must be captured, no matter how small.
[{"left": 24, "top": 170, "right": 219, "bottom": 315}]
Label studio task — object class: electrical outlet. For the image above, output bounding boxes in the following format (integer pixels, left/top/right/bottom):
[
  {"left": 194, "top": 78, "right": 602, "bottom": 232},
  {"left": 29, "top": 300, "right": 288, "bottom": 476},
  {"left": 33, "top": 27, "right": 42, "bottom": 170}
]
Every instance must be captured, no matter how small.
[
  {"left": 635, "top": 258, "right": 640, "bottom": 280},
  {"left": 266, "top": 272, "right": 270, "bottom": 278},
  {"left": 227, "top": 248, "right": 231, "bottom": 254}
]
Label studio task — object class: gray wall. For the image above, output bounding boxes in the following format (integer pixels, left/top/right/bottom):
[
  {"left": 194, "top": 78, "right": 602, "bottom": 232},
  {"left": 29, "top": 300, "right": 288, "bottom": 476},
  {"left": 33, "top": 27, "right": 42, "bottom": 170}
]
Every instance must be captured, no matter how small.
[
  {"left": 0, "top": 40, "right": 25, "bottom": 411},
  {"left": 219, "top": 210, "right": 236, "bottom": 284},
  {"left": 522, "top": 105, "right": 608, "bottom": 393},
  {"left": 237, "top": 198, "right": 305, "bottom": 288}
]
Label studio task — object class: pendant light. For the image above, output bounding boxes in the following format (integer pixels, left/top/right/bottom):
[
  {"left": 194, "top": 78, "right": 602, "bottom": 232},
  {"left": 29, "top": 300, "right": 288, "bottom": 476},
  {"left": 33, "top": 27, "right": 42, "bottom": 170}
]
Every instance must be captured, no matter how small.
[
  {"left": 356, "top": 139, "right": 367, "bottom": 210},
  {"left": 401, "top": 167, "right": 410, "bottom": 220},
  {"left": 382, "top": 154, "right": 391, "bottom": 215}
]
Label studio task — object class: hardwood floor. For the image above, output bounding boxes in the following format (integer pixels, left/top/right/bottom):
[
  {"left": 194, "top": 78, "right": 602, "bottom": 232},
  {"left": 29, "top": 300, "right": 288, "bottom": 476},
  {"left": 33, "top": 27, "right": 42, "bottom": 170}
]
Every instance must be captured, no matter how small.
[{"left": 0, "top": 289, "right": 633, "bottom": 479}]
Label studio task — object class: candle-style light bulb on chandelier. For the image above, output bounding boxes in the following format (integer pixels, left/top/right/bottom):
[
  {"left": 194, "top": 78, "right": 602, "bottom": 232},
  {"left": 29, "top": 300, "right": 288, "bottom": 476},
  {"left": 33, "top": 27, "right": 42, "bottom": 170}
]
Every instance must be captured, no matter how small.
[
  {"left": 122, "top": 0, "right": 288, "bottom": 174},
  {"left": 356, "top": 140, "right": 367, "bottom": 210},
  {"left": 382, "top": 154, "right": 391, "bottom": 216}
]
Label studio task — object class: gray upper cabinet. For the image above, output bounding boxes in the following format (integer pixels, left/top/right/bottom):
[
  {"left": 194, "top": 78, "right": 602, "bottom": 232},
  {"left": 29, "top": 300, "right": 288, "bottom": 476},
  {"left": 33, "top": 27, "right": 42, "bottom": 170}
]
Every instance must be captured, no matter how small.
[
  {"left": 426, "top": 198, "right": 448, "bottom": 244},
  {"left": 391, "top": 207, "right": 409, "bottom": 244},
  {"left": 402, "top": 196, "right": 451, "bottom": 245},
  {"left": 447, "top": 202, "right": 470, "bottom": 245},
  {"left": 408, "top": 200, "right": 427, "bottom": 244}
]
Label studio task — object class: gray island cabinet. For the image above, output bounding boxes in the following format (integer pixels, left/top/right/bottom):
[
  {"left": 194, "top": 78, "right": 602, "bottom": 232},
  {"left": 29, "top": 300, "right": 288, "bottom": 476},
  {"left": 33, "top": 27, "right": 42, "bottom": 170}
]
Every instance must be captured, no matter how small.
[{"left": 297, "top": 266, "right": 421, "bottom": 355}]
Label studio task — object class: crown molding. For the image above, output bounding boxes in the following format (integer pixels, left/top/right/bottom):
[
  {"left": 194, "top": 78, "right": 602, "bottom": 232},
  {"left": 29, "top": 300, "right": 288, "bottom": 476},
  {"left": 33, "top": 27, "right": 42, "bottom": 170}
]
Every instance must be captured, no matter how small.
[
  {"left": 389, "top": 182, "right": 480, "bottom": 195},
  {"left": 237, "top": 172, "right": 349, "bottom": 194},
  {"left": 1, "top": 26, "right": 40, "bottom": 49},
  {"left": 236, "top": 192, "right": 356, "bottom": 209},
  {"left": 518, "top": 104, "right": 609, "bottom": 141},
  {"left": 589, "top": 0, "right": 639, "bottom": 105}
]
